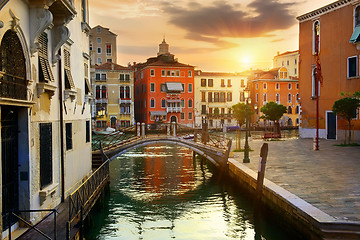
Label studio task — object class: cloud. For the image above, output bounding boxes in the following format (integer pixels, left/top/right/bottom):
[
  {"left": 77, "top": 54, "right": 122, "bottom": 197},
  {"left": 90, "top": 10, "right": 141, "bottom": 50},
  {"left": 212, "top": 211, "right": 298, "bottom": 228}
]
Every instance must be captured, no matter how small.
[{"left": 162, "top": 0, "right": 297, "bottom": 39}]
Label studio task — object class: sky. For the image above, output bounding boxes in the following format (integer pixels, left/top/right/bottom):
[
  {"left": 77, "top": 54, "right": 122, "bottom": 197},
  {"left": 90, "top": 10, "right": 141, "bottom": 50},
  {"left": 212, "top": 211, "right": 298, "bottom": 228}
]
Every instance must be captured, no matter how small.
[{"left": 88, "top": 0, "right": 335, "bottom": 72}]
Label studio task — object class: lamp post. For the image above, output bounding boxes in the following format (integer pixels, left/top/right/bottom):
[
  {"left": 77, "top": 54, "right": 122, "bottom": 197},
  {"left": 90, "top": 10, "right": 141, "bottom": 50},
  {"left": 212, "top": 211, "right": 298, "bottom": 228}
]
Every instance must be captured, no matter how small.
[{"left": 243, "top": 88, "right": 251, "bottom": 163}]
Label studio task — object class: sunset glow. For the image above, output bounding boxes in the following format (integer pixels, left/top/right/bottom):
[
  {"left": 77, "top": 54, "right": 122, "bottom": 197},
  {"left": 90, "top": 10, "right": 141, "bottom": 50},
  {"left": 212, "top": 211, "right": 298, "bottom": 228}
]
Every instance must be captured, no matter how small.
[{"left": 89, "top": 0, "right": 336, "bottom": 72}]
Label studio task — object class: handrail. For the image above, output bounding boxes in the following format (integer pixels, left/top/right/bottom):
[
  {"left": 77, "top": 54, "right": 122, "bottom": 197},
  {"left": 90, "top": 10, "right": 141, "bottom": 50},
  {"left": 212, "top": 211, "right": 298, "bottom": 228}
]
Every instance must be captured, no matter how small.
[
  {"left": 68, "top": 158, "right": 110, "bottom": 224},
  {"left": 6, "top": 209, "right": 57, "bottom": 240}
]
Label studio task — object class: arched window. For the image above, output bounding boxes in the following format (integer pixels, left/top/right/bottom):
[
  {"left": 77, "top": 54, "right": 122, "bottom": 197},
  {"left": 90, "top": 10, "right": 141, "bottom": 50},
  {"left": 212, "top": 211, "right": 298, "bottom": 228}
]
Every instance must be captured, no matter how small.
[
  {"left": 263, "top": 93, "right": 267, "bottom": 102},
  {"left": 295, "top": 105, "right": 300, "bottom": 114},
  {"left": 161, "top": 98, "right": 166, "bottom": 108},
  {"left": 101, "top": 86, "right": 107, "bottom": 99},
  {"left": 125, "top": 86, "right": 130, "bottom": 98},
  {"left": 288, "top": 93, "right": 292, "bottom": 103},
  {"left": 275, "top": 93, "right": 280, "bottom": 103},
  {"left": 312, "top": 67, "right": 319, "bottom": 98},
  {"left": 288, "top": 106, "right": 292, "bottom": 114},
  {"left": 96, "top": 86, "right": 100, "bottom": 99},
  {"left": 150, "top": 98, "right": 155, "bottom": 108},
  {"left": 0, "top": 30, "right": 27, "bottom": 100},
  {"left": 313, "top": 21, "right": 320, "bottom": 54}
]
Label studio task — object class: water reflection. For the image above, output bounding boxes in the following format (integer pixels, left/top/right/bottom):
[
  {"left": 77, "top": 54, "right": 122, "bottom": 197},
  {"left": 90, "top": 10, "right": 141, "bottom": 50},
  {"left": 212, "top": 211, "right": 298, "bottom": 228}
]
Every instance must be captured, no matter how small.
[{"left": 85, "top": 144, "right": 303, "bottom": 240}]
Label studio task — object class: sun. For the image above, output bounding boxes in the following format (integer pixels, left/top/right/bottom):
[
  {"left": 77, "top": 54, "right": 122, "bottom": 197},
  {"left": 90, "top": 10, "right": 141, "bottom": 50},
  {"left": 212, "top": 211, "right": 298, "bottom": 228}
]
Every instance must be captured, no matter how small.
[{"left": 241, "top": 55, "right": 252, "bottom": 65}]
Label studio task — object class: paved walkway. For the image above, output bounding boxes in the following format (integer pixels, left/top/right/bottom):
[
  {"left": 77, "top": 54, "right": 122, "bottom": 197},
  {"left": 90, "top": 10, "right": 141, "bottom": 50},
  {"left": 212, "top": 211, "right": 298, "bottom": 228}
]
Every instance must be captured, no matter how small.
[{"left": 231, "top": 138, "right": 360, "bottom": 222}]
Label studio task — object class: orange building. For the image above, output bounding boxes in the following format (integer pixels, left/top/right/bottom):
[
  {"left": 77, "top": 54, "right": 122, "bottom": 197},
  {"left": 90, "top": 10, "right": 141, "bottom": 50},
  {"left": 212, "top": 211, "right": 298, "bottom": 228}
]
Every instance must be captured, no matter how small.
[
  {"left": 251, "top": 67, "right": 300, "bottom": 127},
  {"left": 134, "top": 39, "right": 195, "bottom": 126},
  {"left": 297, "top": 0, "right": 360, "bottom": 140}
]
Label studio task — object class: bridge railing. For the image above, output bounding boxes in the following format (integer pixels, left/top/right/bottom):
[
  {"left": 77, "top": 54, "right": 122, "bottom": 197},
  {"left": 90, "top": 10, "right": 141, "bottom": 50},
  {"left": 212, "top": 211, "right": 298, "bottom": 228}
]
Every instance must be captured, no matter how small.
[{"left": 92, "top": 125, "right": 139, "bottom": 152}]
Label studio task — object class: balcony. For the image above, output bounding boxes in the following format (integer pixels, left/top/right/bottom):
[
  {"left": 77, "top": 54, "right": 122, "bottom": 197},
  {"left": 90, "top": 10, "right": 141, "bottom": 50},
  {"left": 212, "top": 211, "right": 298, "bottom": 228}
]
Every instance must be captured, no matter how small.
[
  {"left": 119, "top": 98, "right": 132, "bottom": 104},
  {"left": 95, "top": 98, "right": 108, "bottom": 104},
  {"left": 167, "top": 107, "right": 182, "bottom": 113}
]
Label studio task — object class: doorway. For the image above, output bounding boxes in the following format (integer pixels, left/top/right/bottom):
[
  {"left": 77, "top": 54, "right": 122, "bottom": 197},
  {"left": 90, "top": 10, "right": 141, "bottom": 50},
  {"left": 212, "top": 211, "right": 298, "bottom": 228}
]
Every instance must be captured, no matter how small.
[
  {"left": 327, "top": 111, "right": 336, "bottom": 139},
  {"left": 170, "top": 116, "right": 177, "bottom": 123},
  {"left": 2, "top": 106, "right": 19, "bottom": 229}
]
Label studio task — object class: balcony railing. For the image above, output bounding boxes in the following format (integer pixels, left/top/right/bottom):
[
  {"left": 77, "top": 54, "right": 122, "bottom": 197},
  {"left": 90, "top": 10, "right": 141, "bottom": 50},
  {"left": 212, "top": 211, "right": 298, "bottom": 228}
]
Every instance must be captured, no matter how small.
[
  {"left": 167, "top": 107, "right": 182, "bottom": 113},
  {"left": 95, "top": 98, "right": 108, "bottom": 104},
  {"left": 119, "top": 98, "right": 132, "bottom": 104}
]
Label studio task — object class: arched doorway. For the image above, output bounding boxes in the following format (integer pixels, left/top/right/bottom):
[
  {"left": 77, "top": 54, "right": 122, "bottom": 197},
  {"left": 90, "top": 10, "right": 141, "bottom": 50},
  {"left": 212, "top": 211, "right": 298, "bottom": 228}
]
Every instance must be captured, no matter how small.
[
  {"left": 170, "top": 116, "right": 177, "bottom": 123},
  {"left": 110, "top": 116, "right": 116, "bottom": 129},
  {"left": 0, "top": 30, "right": 28, "bottom": 228},
  {"left": 287, "top": 118, "right": 293, "bottom": 126}
]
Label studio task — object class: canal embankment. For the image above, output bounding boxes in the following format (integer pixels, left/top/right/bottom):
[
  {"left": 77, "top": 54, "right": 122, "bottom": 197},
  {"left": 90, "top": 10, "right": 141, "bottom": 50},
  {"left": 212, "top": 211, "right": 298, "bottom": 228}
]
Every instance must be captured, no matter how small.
[{"left": 227, "top": 138, "right": 360, "bottom": 240}]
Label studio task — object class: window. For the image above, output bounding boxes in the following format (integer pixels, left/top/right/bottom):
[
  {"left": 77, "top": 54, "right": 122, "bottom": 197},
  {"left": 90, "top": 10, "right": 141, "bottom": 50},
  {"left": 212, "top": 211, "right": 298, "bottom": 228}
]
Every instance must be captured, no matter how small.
[
  {"left": 294, "top": 68, "right": 297, "bottom": 75},
  {"left": 256, "top": 83, "right": 258, "bottom": 90},
  {"left": 276, "top": 83, "right": 280, "bottom": 90},
  {"left": 66, "top": 123, "right": 72, "bottom": 150},
  {"left": 107, "top": 59, "right": 112, "bottom": 63},
  {"left": 150, "top": 69, "right": 155, "bottom": 76},
  {"left": 161, "top": 99, "right": 166, "bottom": 108},
  {"left": 182, "top": 84, "right": 185, "bottom": 92},
  {"left": 150, "top": 98, "right": 155, "bottom": 108},
  {"left": 209, "top": 108, "right": 213, "bottom": 114},
  {"left": 220, "top": 92, "right": 225, "bottom": 102},
  {"left": 106, "top": 44, "right": 111, "bottom": 56},
  {"left": 125, "top": 86, "right": 130, "bottom": 98},
  {"left": 221, "top": 79, "right": 225, "bottom": 87},
  {"left": 161, "top": 84, "right": 166, "bottom": 92},
  {"left": 188, "top": 112, "right": 192, "bottom": 120},
  {"left": 295, "top": 59, "right": 297, "bottom": 65},
  {"left": 188, "top": 70, "right": 192, "bottom": 77},
  {"left": 81, "top": 0, "right": 88, "bottom": 23},
  {"left": 150, "top": 83, "right": 155, "bottom": 92},
  {"left": 221, "top": 108, "right": 225, "bottom": 115},
  {"left": 64, "top": 49, "right": 75, "bottom": 89},
  {"left": 227, "top": 79, "right": 231, "bottom": 87},
  {"left": 125, "top": 74, "right": 130, "bottom": 81},
  {"left": 97, "top": 47, "right": 101, "bottom": 54},
  {"left": 288, "top": 93, "right": 292, "bottom": 103},
  {"left": 84, "top": 62, "right": 91, "bottom": 95},
  {"left": 40, "top": 123, "right": 52, "bottom": 188},
  {"left": 97, "top": 37, "right": 101, "bottom": 43},
  {"left": 227, "top": 92, "right": 232, "bottom": 101},
  {"left": 313, "top": 21, "right": 320, "bottom": 54},
  {"left": 295, "top": 105, "right": 300, "bottom": 114},
  {"left": 214, "top": 92, "right": 219, "bottom": 102},
  {"left": 256, "top": 93, "right": 258, "bottom": 102},
  {"left": 275, "top": 93, "right": 280, "bottom": 103},
  {"left": 263, "top": 93, "right": 267, "bottom": 102},
  {"left": 263, "top": 83, "right": 267, "bottom": 89},
  {"left": 167, "top": 70, "right": 171, "bottom": 76},
  {"left": 312, "top": 67, "right": 319, "bottom": 98},
  {"left": 208, "top": 79, "right": 213, "bottom": 87},
  {"left": 119, "top": 74, "right": 124, "bottom": 81},
  {"left": 288, "top": 83, "right": 292, "bottom": 89},
  {"left": 201, "top": 105, "right": 206, "bottom": 114},
  {"left": 201, "top": 78, "right": 206, "bottom": 87},
  {"left": 101, "top": 86, "right": 107, "bottom": 99},
  {"left": 188, "top": 83, "right": 193, "bottom": 93},
  {"left": 348, "top": 56, "right": 358, "bottom": 78},
  {"left": 287, "top": 60, "right": 289, "bottom": 66},
  {"left": 188, "top": 99, "right": 193, "bottom": 108},
  {"left": 120, "top": 86, "right": 124, "bottom": 99},
  {"left": 38, "top": 33, "right": 55, "bottom": 83},
  {"left": 201, "top": 92, "right": 206, "bottom": 102},
  {"left": 86, "top": 120, "right": 90, "bottom": 143},
  {"left": 350, "top": 6, "right": 360, "bottom": 43},
  {"left": 97, "top": 27, "right": 101, "bottom": 33},
  {"left": 176, "top": 70, "right": 180, "bottom": 76},
  {"left": 208, "top": 92, "right": 213, "bottom": 102},
  {"left": 296, "top": 83, "right": 299, "bottom": 89},
  {"left": 181, "top": 112, "right": 185, "bottom": 120},
  {"left": 296, "top": 93, "right": 299, "bottom": 103},
  {"left": 171, "top": 70, "right": 175, "bottom": 76},
  {"left": 89, "top": 43, "right": 93, "bottom": 51},
  {"left": 161, "top": 70, "right": 165, "bottom": 77},
  {"left": 288, "top": 106, "right": 292, "bottom": 114},
  {"left": 181, "top": 99, "right": 185, "bottom": 108},
  {"left": 97, "top": 58, "right": 102, "bottom": 65}
]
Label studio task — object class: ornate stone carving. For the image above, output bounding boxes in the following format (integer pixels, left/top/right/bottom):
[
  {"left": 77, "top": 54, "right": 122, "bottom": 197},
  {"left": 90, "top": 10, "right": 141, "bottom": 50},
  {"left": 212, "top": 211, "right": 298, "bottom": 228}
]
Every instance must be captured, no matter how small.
[
  {"left": 52, "top": 25, "right": 70, "bottom": 63},
  {"left": 30, "top": 8, "right": 53, "bottom": 54},
  {"left": 9, "top": 9, "right": 20, "bottom": 32}
]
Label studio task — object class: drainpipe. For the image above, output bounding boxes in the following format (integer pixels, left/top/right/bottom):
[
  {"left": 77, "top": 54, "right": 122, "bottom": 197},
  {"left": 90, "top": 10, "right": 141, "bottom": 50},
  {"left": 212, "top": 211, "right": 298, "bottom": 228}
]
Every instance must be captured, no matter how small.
[{"left": 59, "top": 49, "right": 65, "bottom": 202}]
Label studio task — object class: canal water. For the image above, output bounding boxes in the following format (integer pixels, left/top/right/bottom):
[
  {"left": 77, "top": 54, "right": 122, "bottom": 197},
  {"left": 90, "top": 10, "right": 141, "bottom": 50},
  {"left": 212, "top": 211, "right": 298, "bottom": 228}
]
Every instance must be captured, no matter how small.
[{"left": 85, "top": 143, "right": 304, "bottom": 240}]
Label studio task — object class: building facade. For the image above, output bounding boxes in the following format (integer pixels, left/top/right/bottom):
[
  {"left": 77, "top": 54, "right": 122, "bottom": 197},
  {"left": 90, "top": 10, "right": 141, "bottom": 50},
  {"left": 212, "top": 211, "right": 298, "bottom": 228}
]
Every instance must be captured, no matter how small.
[
  {"left": 297, "top": 0, "right": 360, "bottom": 140},
  {"left": 134, "top": 39, "right": 194, "bottom": 126},
  {"left": 273, "top": 50, "right": 299, "bottom": 77},
  {"left": 250, "top": 67, "right": 300, "bottom": 127},
  {"left": 94, "top": 62, "right": 134, "bottom": 130},
  {"left": 0, "top": 0, "right": 92, "bottom": 236},
  {"left": 89, "top": 25, "right": 117, "bottom": 66},
  {"left": 194, "top": 71, "right": 249, "bottom": 129}
]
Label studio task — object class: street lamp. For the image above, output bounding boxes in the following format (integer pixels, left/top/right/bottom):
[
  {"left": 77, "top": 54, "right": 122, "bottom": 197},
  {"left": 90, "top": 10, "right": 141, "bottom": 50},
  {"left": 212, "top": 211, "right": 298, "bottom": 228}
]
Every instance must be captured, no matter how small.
[{"left": 243, "top": 87, "right": 251, "bottom": 163}]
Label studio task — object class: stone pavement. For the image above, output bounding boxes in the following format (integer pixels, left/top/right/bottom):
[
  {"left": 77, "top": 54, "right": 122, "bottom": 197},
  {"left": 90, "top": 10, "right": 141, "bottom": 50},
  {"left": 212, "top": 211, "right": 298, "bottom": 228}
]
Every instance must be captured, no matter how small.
[{"left": 231, "top": 138, "right": 360, "bottom": 222}]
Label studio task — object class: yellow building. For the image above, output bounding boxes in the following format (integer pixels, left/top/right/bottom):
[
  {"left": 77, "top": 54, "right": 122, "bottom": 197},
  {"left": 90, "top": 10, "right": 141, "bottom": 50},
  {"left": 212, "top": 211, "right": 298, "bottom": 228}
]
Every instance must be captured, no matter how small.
[
  {"left": 273, "top": 50, "right": 299, "bottom": 78},
  {"left": 94, "top": 62, "right": 134, "bottom": 130}
]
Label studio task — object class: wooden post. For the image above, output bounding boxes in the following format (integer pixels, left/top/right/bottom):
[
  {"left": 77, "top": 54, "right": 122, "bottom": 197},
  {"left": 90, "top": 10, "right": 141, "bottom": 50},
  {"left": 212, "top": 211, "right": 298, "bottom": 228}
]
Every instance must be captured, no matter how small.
[
  {"left": 256, "top": 143, "right": 268, "bottom": 200},
  {"left": 141, "top": 123, "right": 145, "bottom": 138},
  {"left": 137, "top": 122, "right": 141, "bottom": 137}
]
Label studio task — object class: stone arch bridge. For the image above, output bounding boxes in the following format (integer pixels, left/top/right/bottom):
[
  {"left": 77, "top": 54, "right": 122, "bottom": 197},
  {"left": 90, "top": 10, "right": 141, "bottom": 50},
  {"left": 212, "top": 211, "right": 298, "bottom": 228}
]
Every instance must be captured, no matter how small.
[{"left": 92, "top": 123, "right": 232, "bottom": 171}]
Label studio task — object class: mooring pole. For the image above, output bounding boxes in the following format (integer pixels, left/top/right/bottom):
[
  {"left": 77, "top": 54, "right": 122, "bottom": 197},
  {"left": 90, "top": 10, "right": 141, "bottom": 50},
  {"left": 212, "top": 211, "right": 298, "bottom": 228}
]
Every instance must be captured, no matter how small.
[
  {"left": 137, "top": 122, "right": 141, "bottom": 137},
  {"left": 141, "top": 123, "right": 145, "bottom": 138},
  {"left": 256, "top": 143, "right": 268, "bottom": 200}
]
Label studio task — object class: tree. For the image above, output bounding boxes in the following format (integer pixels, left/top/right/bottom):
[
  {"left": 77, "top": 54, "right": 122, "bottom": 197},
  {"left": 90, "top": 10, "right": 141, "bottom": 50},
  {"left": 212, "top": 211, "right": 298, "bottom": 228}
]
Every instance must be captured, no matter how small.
[
  {"left": 332, "top": 96, "right": 360, "bottom": 144},
  {"left": 232, "top": 103, "right": 254, "bottom": 149},
  {"left": 260, "top": 101, "right": 287, "bottom": 136}
]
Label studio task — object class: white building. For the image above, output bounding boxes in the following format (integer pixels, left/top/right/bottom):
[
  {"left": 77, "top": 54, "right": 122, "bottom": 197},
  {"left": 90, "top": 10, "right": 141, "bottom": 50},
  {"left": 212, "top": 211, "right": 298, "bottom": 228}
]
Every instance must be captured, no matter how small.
[
  {"left": 194, "top": 70, "right": 249, "bottom": 129},
  {"left": 273, "top": 50, "right": 299, "bottom": 77},
  {"left": 0, "top": 0, "right": 93, "bottom": 236}
]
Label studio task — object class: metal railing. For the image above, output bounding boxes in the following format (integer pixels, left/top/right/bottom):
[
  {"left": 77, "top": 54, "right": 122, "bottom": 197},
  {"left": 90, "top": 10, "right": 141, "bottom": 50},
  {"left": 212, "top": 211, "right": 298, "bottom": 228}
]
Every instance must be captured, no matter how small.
[
  {"left": 6, "top": 209, "right": 57, "bottom": 240},
  {"left": 68, "top": 158, "right": 110, "bottom": 224}
]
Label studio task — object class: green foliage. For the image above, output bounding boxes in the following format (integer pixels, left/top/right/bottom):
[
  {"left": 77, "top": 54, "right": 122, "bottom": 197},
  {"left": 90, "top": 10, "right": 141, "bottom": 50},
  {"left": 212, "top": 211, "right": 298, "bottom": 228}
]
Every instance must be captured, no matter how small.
[
  {"left": 260, "top": 101, "right": 287, "bottom": 122},
  {"left": 214, "top": 107, "right": 220, "bottom": 115},
  {"left": 332, "top": 97, "right": 360, "bottom": 122},
  {"left": 232, "top": 102, "right": 254, "bottom": 126}
]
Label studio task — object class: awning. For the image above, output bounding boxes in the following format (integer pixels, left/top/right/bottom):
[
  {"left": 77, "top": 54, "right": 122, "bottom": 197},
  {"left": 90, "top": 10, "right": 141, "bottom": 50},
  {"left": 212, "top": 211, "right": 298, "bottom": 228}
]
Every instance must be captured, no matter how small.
[
  {"left": 166, "top": 82, "right": 183, "bottom": 92},
  {"left": 350, "top": 25, "right": 360, "bottom": 43},
  {"left": 149, "top": 111, "right": 167, "bottom": 116},
  {"left": 167, "top": 99, "right": 181, "bottom": 103}
]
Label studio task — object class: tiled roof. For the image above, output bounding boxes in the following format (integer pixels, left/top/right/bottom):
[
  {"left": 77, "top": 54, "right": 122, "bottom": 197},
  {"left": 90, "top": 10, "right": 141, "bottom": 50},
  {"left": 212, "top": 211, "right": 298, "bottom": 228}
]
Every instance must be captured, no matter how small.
[
  {"left": 275, "top": 50, "right": 299, "bottom": 57},
  {"left": 195, "top": 71, "right": 241, "bottom": 77},
  {"left": 95, "top": 62, "right": 131, "bottom": 70}
]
